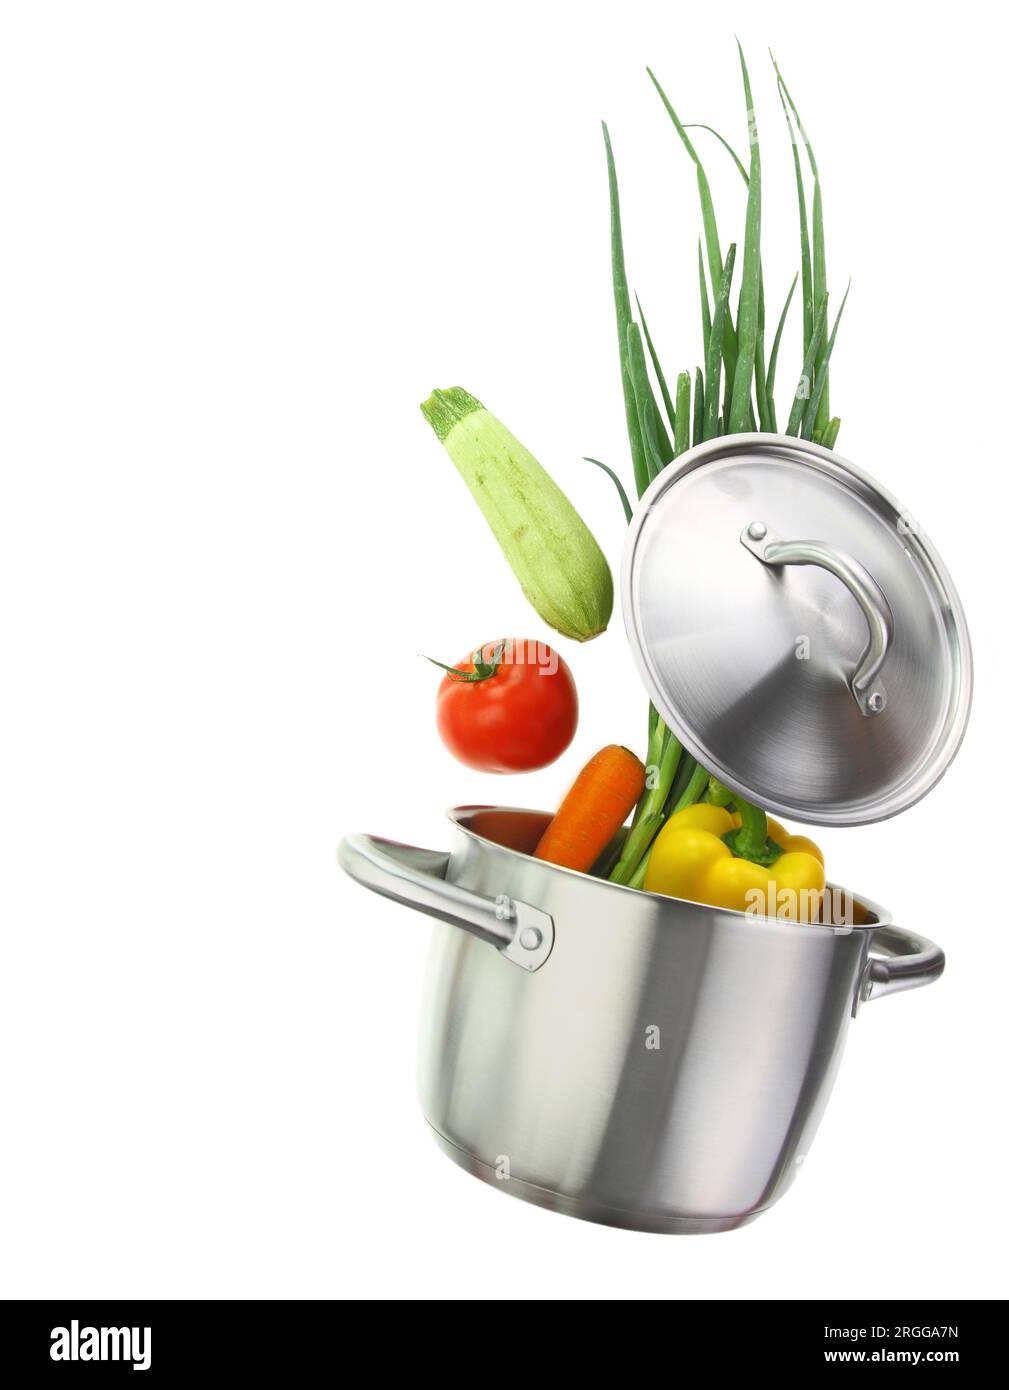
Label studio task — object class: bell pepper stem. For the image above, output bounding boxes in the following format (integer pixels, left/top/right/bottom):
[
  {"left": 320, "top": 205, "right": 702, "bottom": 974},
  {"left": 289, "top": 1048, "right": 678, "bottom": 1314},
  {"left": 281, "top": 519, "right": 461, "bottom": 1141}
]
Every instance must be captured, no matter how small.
[
  {"left": 722, "top": 794, "right": 784, "bottom": 867},
  {"left": 730, "top": 797, "right": 769, "bottom": 858},
  {"left": 706, "top": 777, "right": 735, "bottom": 808}
]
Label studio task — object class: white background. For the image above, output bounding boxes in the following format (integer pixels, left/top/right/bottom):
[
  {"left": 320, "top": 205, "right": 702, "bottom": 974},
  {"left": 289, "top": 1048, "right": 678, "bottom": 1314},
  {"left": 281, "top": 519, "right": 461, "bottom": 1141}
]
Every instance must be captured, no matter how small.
[{"left": 1, "top": 1, "right": 1006, "bottom": 1300}]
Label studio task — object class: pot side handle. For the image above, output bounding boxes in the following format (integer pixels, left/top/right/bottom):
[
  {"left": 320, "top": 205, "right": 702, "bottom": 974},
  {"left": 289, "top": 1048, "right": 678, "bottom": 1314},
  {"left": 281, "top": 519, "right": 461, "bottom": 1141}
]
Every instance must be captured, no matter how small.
[
  {"left": 857, "top": 925, "right": 945, "bottom": 1010},
  {"left": 337, "top": 833, "right": 554, "bottom": 972}
]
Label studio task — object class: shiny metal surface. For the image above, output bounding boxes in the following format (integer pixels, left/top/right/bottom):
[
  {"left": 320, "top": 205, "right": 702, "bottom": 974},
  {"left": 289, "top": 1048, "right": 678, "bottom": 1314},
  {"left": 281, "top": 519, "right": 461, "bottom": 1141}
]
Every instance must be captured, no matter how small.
[
  {"left": 339, "top": 806, "right": 944, "bottom": 1234},
  {"left": 857, "top": 925, "right": 945, "bottom": 1007},
  {"left": 740, "top": 522, "right": 893, "bottom": 715},
  {"left": 337, "top": 833, "right": 554, "bottom": 971},
  {"left": 622, "top": 434, "right": 973, "bottom": 825}
]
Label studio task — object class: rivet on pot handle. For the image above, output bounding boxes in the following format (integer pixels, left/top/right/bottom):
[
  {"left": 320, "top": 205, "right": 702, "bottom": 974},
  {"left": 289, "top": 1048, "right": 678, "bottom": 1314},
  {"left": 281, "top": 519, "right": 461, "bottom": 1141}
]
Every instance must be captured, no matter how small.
[
  {"left": 740, "top": 521, "right": 894, "bottom": 716},
  {"left": 854, "top": 925, "right": 945, "bottom": 1015},
  {"left": 337, "top": 833, "right": 554, "bottom": 971}
]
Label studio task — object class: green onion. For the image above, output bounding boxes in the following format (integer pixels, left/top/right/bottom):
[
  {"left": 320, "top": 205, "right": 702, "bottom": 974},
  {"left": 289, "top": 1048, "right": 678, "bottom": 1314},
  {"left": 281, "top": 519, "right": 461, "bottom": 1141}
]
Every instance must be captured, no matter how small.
[
  {"left": 602, "top": 122, "right": 649, "bottom": 498},
  {"left": 647, "top": 68, "right": 738, "bottom": 387},
  {"left": 668, "top": 753, "right": 699, "bottom": 811},
  {"left": 672, "top": 761, "right": 710, "bottom": 814},
  {"left": 599, "top": 51, "right": 848, "bottom": 885},
  {"left": 583, "top": 457, "right": 633, "bottom": 522},
  {"left": 636, "top": 296, "right": 677, "bottom": 450},
  {"left": 689, "top": 116, "right": 765, "bottom": 435},
  {"left": 785, "top": 295, "right": 829, "bottom": 435},
  {"left": 610, "top": 725, "right": 683, "bottom": 885},
  {"left": 704, "top": 244, "right": 736, "bottom": 440},
  {"left": 728, "top": 43, "right": 762, "bottom": 433},
  {"left": 775, "top": 75, "right": 813, "bottom": 368},
  {"left": 698, "top": 240, "right": 712, "bottom": 354},
  {"left": 766, "top": 271, "right": 799, "bottom": 424},
  {"left": 674, "top": 371, "right": 691, "bottom": 456},
  {"left": 754, "top": 278, "right": 771, "bottom": 430},
  {"left": 773, "top": 54, "right": 829, "bottom": 436},
  {"left": 822, "top": 416, "right": 841, "bottom": 450},
  {"left": 684, "top": 123, "right": 748, "bottom": 180},
  {"left": 801, "top": 282, "right": 850, "bottom": 439},
  {"left": 627, "top": 322, "right": 667, "bottom": 481}
]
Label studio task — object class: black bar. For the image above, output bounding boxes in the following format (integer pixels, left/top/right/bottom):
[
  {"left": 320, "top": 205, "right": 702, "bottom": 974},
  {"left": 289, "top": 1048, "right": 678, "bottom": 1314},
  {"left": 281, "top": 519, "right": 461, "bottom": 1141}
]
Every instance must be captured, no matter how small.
[{"left": 2, "top": 1299, "right": 996, "bottom": 1375}]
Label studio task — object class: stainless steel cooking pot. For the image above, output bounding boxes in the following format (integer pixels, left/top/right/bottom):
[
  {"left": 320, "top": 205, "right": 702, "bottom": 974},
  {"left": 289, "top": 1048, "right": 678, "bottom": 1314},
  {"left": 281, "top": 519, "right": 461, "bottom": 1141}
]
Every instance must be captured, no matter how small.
[
  {"left": 340, "top": 434, "right": 967, "bottom": 1232},
  {"left": 338, "top": 805, "right": 944, "bottom": 1234}
]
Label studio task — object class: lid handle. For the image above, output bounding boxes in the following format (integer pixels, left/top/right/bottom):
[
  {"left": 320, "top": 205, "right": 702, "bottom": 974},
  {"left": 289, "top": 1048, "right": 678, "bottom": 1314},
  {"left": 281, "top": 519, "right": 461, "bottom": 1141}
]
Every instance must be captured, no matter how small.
[{"left": 740, "top": 521, "right": 893, "bottom": 716}]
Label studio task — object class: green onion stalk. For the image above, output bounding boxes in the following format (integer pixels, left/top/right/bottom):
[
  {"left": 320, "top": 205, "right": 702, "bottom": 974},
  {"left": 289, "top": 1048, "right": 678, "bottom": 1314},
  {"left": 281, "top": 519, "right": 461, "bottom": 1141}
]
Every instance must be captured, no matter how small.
[{"left": 598, "top": 44, "right": 848, "bottom": 888}]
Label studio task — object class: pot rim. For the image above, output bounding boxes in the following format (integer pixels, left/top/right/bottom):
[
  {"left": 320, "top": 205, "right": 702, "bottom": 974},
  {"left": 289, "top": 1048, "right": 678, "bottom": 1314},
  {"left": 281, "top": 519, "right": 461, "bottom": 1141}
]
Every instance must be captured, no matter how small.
[{"left": 447, "top": 804, "right": 892, "bottom": 935}]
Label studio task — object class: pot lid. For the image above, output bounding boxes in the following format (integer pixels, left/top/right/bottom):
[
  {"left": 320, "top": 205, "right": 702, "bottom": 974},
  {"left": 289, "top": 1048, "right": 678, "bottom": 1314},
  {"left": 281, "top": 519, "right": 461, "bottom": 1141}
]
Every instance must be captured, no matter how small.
[{"left": 621, "top": 434, "right": 972, "bottom": 826}]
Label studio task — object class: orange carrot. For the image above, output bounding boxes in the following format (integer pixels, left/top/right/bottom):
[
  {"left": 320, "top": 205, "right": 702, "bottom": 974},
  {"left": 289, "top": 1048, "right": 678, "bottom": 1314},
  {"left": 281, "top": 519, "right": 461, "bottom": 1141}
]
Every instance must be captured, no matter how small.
[{"left": 533, "top": 745, "right": 646, "bottom": 873}]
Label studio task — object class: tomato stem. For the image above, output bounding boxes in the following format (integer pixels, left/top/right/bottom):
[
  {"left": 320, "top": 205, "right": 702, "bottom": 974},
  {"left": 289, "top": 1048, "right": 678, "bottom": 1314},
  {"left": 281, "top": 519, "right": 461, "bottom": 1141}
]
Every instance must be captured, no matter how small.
[{"left": 423, "top": 641, "right": 505, "bottom": 683}]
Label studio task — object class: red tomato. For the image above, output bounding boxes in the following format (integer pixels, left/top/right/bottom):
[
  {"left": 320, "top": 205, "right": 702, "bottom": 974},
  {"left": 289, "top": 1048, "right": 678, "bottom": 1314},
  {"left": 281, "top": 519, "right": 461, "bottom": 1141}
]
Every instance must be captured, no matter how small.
[{"left": 434, "top": 639, "right": 578, "bottom": 773}]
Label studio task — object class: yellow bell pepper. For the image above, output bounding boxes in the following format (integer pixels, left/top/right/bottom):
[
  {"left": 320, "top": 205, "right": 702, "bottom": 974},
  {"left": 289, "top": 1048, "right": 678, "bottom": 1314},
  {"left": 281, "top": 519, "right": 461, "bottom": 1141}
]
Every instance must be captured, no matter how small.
[{"left": 643, "top": 802, "right": 825, "bottom": 921}]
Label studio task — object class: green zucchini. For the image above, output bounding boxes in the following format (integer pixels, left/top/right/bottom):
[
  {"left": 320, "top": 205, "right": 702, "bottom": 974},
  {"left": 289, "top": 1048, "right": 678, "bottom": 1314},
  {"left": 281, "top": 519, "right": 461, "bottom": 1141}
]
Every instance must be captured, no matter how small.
[{"left": 421, "top": 387, "right": 613, "bottom": 642}]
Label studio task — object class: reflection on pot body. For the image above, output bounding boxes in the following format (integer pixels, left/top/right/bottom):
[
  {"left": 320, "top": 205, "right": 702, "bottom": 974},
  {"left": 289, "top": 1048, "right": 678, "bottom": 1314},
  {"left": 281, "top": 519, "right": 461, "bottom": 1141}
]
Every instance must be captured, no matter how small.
[{"left": 339, "top": 806, "right": 944, "bottom": 1234}]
